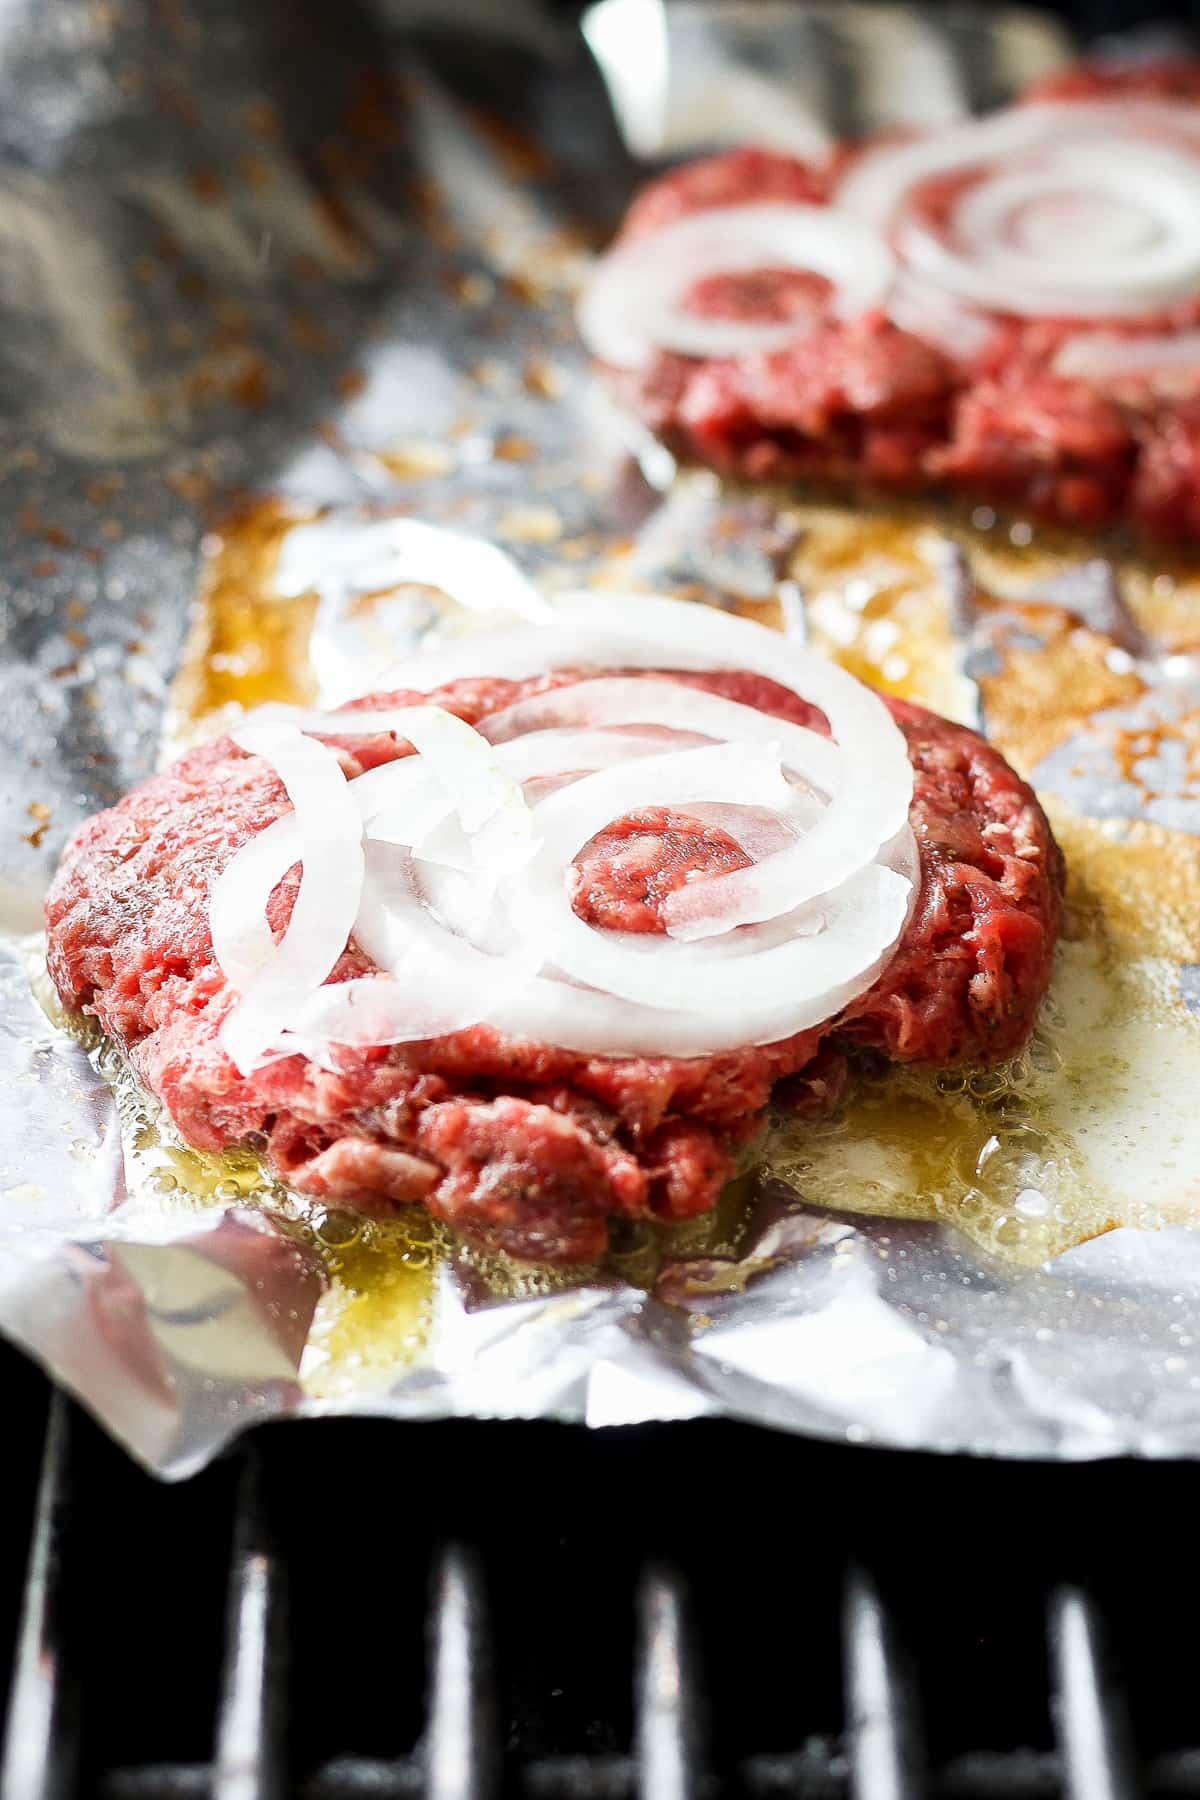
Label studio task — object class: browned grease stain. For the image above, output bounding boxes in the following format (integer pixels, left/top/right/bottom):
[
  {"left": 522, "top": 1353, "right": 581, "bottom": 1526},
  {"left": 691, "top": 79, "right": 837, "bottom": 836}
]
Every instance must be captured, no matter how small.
[
  {"left": 171, "top": 498, "right": 319, "bottom": 729},
  {"left": 496, "top": 503, "right": 562, "bottom": 544},
  {"left": 375, "top": 440, "right": 457, "bottom": 480},
  {"left": 967, "top": 528, "right": 1200, "bottom": 657},
  {"left": 523, "top": 355, "right": 564, "bottom": 399},
  {"left": 978, "top": 612, "right": 1147, "bottom": 775},
  {"left": 1110, "top": 707, "right": 1200, "bottom": 811},
  {"left": 755, "top": 498, "right": 1200, "bottom": 772},
  {"left": 23, "top": 800, "right": 52, "bottom": 849},
  {"left": 463, "top": 106, "right": 553, "bottom": 184}
]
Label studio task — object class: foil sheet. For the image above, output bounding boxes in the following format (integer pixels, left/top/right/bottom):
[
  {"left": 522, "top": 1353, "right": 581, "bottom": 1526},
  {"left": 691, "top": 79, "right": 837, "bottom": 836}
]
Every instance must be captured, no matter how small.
[{"left": 4, "top": 0, "right": 1200, "bottom": 1478}]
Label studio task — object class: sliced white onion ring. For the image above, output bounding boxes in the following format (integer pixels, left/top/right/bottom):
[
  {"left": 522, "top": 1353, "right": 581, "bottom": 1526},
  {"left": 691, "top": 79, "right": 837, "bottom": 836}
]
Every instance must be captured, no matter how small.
[
  {"left": 367, "top": 822, "right": 920, "bottom": 1059},
  {"left": 495, "top": 726, "right": 703, "bottom": 783},
  {"left": 218, "top": 723, "right": 365, "bottom": 1075},
  {"left": 900, "top": 147, "right": 1200, "bottom": 316},
  {"left": 684, "top": 799, "right": 819, "bottom": 859},
  {"left": 577, "top": 201, "right": 895, "bottom": 371},
  {"left": 284, "top": 605, "right": 911, "bottom": 940},
  {"left": 480, "top": 676, "right": 841, "bottom": 796},
  {"left": 210, "top": 593, "right": 922, "bottom": 1066},
  {"left": 211, "top": 746, "right": 526, "bottom": 992},
  {"left": 838, "top": 100, "right": 1200, "bottom": 231},
  {"left": 292, "top": 702, "right": 536, "bottom": 879},
  {"left": 284, "top": 841, "right": 542, "bottom": 1053},
  {"left": 1052, "top": 330, "right": 1200, "bottom": 381},
  {"left": 212, "top": 709, "right": 537, "bottom": 1067},
  {"left": 210, "top": 813, "right": 300, "bottom": 991},
  {"left": 381, "top": 595, "right": 914, "bottom": 938},
  {"left": 840, "top": 101, "right": 1200, "bottom": 320},
  {"left": 884, "top": 275, "right": 996, "bottom": 361},
  {"left": 490, "top": 743, "right": 909, "bottom": 1014}
]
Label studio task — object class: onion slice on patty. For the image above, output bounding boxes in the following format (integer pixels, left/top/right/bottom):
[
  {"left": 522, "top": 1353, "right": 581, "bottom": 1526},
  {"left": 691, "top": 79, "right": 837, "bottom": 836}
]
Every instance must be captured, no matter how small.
[
  {"left": 488, "top": 743, "right": 913, "bottom": 1015},
  {"left": 280, "top": 841, "right": 543, "bottom": 1058},
  {"left": 209, "top": 594, "right": 920, "bottom": 1066},
  {"left": 335, "top": 595, "right": 915, "bottom": 937},
  {"left": 839, "top": 100, "right": 1200, "bottom": 320},
  {"left": 1051, "top": 329, "right": 1200, "bottom": 381},
  {"left": 576, "top": 201, "right": 895, "bottom": 370},
  {"left": 216, "top": 722, "right": 366, "bottom": 1075},
  {"left": 479, "top": 676, "right": 841, "bottom": 794}
]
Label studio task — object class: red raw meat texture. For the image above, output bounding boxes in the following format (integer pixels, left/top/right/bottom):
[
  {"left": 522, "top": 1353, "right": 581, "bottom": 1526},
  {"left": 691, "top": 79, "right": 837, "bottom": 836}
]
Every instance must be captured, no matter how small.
[
  {"left": 47, "top": 667, "right": 1063, "bottom": 1262},
  {"left": 602, "top": 63, "right": 1200, "bottom": 542}
]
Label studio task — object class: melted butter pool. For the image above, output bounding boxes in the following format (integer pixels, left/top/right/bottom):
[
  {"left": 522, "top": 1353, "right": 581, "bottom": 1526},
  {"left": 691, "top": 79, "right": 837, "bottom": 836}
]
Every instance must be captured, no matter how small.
[
  {"left": 765, "top": 866, "right": 1200, "bottom": 1266},
  {"left": 87, "top": 1038, "right": 446, "bottom": 1393}
]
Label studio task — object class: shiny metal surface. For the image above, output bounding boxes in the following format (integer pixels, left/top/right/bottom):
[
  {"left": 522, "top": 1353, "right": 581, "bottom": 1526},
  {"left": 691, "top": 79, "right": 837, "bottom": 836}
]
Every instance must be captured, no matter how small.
[
  {"left": 1, "top": 1370, "right": 1187, "bottom": 1797},
  {"left": 213, "top": 1456, "right": 287, "bottom": 1800},
  {"left": 1049, "top": 1586, "right": 1140, "bottom": 1800},
  {"left": 843, "top": 1566, "right": 926, "bottom": 1800},
  {"left": 0, "top": 1399, "right": 79, "bottom": 1800},
  {"left": 426, "top": 1550, "right": 497, "bottom": 1800},
  {"left": 635, "top": 1569, "right": 701, "bottom": 1800}
]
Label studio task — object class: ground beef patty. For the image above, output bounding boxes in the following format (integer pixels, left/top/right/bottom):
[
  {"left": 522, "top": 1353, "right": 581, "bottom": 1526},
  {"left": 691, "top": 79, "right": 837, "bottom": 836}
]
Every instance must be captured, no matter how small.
[
  {"left": 46, "top": 668, "right": 1063, "bottom": 1263},
  {"left": 603, "top": 62, "right": 1200, "bottom": 543}
]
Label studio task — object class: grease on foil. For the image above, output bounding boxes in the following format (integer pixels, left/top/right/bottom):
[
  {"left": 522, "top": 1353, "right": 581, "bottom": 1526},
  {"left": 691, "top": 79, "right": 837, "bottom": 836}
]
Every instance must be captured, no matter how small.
[{"left": 4, "top": 1, "right": 1200, "bottom": 1475}]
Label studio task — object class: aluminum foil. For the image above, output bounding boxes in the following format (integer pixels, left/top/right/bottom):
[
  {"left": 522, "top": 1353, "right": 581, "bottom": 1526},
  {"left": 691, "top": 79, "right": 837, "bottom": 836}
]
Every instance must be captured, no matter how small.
[{"left": 4, "top": 0, "right": 1200, "bottom": 1478}]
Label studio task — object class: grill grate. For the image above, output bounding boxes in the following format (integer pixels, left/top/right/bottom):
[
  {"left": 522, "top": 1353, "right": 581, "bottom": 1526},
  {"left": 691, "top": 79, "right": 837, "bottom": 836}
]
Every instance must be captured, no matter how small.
[{"left": 4, "top": 1351, "right": 1200, "bottom": 1799}]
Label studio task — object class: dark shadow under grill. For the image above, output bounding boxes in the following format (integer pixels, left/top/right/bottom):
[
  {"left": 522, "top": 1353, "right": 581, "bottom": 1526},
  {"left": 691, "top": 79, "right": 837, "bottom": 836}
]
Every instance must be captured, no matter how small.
[{"left": 3, "top": 1344, "right": 1200, "bottom": 1799}]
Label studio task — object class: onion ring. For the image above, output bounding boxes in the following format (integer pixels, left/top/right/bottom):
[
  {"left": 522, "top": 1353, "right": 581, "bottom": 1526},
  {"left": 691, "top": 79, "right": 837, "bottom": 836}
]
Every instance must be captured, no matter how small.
[
  {"left": 577, "top": 201, "right": 895, "bottom": 370},
  {"left": 210, "top": 595, "right": 920, "bottom": 1064}
]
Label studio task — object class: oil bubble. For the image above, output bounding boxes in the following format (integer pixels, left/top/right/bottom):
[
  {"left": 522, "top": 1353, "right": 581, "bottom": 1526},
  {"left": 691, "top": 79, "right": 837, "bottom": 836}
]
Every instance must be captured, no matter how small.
[{"left": 315, "top": 1209, "right": 364, "bottom": 1251}]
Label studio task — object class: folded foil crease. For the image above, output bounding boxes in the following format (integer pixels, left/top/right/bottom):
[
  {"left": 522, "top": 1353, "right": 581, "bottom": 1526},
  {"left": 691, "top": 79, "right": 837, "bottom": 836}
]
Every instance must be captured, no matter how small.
[{"left": 4, "top": 0, "right": 1199, "bottom": 1476}]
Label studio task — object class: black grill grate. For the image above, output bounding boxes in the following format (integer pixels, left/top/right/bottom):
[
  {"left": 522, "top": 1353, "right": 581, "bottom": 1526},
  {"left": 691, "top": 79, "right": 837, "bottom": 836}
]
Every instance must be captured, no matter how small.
[{"left": 5, "top": 1346, "right": 1200, "bottom": 1800}]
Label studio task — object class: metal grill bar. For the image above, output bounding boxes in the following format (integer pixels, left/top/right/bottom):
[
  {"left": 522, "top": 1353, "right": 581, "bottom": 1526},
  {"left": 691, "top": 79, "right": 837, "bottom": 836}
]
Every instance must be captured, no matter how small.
[
  {"left": 743, "top": 1741, "right": 848, "bottom": 1797},
  {"left": 212, "top": 1454, "right": 287, "bottom": 1800},
  {"left": 934, "top": 1750, "right": 1059, "bottom": 1798},
  {"left": 523, "top": 1752, "right": 633, "bottom": 1798},
  {"left": 425, "top": 1548, "right": 495, "bottom": 1800},
  {"left": 107, "top": 1755, "right": 427, "bottom": 1799},
  {"left": 635, "top": 1568, "right": 700, "bottom": 1800},
  {"left": 1048, "top": 1586, "right": 1140, "bottom": 1800},
  {"left": 744, "top": 1745, "right": 1071, "bottom": 1797},
  {"left": 304, "top": 1756, "right": 421, "bottom": 1797},
  {"left": 0, "top": 1396, "right": 79, "bottom": 1800},
  {"left": 843, "top": 1565, "right": 926, "bottom": 1800},
  {"left": 4, "top": 1389, "right": 1189, "bottom": 1800},
  {"left": 1147, "top": 1748, "right": 1200, "bottom": 1794},
  {"left": 103, "top": 1770, "right": 209, "bottom": 1797}
]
